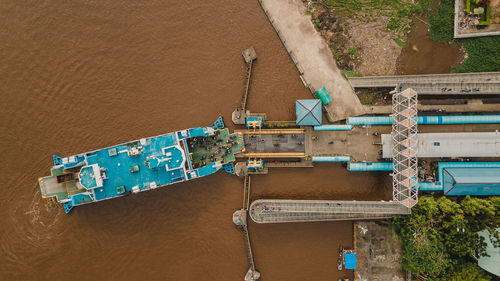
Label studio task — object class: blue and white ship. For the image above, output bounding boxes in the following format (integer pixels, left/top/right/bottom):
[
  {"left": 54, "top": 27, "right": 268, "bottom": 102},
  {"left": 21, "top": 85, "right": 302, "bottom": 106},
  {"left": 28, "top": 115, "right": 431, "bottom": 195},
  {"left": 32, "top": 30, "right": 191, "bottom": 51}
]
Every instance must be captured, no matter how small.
[{"left": 39, "top": 117, "right": 244, "bottom": 213}]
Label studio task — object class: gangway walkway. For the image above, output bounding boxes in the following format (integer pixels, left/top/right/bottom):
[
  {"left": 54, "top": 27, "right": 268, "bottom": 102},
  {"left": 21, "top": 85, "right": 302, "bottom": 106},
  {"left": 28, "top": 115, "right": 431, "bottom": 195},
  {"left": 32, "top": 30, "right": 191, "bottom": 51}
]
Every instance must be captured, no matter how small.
[
  {"left": 233, "top": 175, "right": 260, "bottom": 280},
  {"left": 348, "top": 72, "right": 500, "bottom": 88},
  {"left": 243, "top": 175, "right": 251, "bottom": 210},
  {"left": 241, "top": 58, "right": 254, "bottom": 111},
  {"left": 249, "top": 199, "right": 410, "bottom": 223}
]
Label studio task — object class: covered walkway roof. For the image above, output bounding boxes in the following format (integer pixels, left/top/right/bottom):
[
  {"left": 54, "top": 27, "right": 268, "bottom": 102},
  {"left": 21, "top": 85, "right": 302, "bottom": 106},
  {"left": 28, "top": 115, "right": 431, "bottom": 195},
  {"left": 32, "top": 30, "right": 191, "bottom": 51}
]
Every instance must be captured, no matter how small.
[{"left": 382, "top": 131, "right": 500, "bottom": 158}]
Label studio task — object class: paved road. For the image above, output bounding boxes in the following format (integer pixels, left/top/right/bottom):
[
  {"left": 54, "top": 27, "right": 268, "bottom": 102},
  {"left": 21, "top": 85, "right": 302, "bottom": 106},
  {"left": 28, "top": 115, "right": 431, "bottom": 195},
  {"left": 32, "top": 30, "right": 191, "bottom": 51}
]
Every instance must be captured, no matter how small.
[
  {"left": 399, "top": 82, "right": 500, "bottom": 95},
  {"left": 348, "top": 72, "right": 500, "bottom": 88}
]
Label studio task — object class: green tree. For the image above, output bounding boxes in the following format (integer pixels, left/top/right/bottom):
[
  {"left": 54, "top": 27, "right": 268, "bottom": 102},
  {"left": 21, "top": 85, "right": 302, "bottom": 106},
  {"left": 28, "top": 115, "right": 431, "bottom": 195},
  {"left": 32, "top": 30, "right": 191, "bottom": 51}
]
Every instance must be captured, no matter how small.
[
  {"left": 391, "top": 196, "right": 499, "bottom": 279},
  {"left": 442, "top": 263, "right": 491, "bottom": 281}
]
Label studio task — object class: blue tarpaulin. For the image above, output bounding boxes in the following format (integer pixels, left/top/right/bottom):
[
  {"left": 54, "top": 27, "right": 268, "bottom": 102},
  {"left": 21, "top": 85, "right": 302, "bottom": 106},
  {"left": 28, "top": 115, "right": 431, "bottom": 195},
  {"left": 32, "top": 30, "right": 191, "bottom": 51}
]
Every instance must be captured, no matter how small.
[
  {"left": 345, "top": 253, "right": 356, "bottom": 269},
  {"left": 316, "top": 87, "right": 332, "bottom": 105}
]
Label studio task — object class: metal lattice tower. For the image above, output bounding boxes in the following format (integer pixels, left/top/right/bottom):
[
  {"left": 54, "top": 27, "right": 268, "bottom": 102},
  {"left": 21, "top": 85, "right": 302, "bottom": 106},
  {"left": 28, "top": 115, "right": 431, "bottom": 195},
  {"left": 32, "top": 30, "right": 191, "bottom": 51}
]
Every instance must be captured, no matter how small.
[{"left": 392, "top": 88, "right": 418, "bottom": 208}]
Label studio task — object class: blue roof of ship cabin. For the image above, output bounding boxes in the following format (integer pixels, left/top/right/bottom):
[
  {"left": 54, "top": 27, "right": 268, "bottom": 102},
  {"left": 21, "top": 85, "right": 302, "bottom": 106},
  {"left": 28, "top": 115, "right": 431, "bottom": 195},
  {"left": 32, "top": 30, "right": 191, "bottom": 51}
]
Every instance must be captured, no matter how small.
[
  {"left": 443, "top": 167, "right": 500, "bottom": 196},
  {"left": 296, "top": 99, "right": 322, "bottom": 126},
  {"left": 79, "top": 165, "right": 99, "bottom": 189}
]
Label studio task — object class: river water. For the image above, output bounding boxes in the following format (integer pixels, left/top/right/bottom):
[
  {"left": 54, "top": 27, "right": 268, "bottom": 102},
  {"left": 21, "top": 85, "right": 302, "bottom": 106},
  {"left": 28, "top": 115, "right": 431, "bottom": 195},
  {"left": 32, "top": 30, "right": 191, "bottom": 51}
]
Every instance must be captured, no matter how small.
[{"left": 0, "top": 1, "right": 391, "bottom": 280}]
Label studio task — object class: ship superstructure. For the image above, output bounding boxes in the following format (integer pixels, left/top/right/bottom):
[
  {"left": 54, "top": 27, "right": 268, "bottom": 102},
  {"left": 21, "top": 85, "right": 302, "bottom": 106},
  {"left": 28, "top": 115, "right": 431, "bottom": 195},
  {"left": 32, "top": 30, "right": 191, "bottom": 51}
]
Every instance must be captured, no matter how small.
[{"left": 39, "top": 117, "right": 244, "bottom": 213}]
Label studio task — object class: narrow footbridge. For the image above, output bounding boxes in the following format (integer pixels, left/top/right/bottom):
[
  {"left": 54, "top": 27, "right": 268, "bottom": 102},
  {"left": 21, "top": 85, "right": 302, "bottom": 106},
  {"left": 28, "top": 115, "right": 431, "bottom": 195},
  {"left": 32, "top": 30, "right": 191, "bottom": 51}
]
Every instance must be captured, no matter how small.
[
  {"left": 249, "top": 199, "right": 410, "bottom": 223},
  {"left": 348, "top": 72, "right": 500, "bottom": 88},
  {"left": 240, "top": 47, "right": 257, "bottom": 111},
  {"left": 234, "top": 175, "right": 260, "bottom": 280}
]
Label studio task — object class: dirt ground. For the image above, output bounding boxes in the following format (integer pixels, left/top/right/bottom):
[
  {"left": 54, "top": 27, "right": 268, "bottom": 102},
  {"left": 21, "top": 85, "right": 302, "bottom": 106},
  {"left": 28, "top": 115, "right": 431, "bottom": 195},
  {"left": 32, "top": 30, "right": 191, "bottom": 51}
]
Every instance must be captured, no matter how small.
[
  {"left": 303, "top": 1, "right": 405, "bottom": 76},
  {"left": 355, "top": 221, "right": 406, "bottom": 281},
  {"left": 345, "top": 16, "right": 403, "bottom": 76},
  {"left": 302, "top": 0, "right": 464, "bottom": 76}
]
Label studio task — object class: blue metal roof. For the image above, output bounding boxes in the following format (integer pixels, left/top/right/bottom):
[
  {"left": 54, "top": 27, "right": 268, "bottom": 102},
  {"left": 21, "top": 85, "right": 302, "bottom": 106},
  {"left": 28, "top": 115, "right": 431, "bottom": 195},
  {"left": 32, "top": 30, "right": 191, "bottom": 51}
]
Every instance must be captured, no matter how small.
[
  {"left": 443, "top": 167, "right": 500, "bottom": 196},
  {"left": 313, "top": 124, "right": 353, "bottom": 131},
  {"left": 420, "top": 162, "right": 500, "bottom": 194},
  {"left": 312, "top": 156, "right": 351, "bottom": 162},
  {"left": 348, "top": 115, "right": 500, "bottom": 126},
  {"left": 296, "top": 99, "right": 322, "bottom": 126},
  {"left": 348, "top": 162, "right": 393, "bottom": 171}
]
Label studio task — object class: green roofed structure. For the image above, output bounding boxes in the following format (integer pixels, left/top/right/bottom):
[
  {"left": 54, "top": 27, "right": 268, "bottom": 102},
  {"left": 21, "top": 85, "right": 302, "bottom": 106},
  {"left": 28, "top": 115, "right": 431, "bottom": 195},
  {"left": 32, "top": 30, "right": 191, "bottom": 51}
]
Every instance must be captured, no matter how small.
[
  {"left": 315, "top": 87, "right": 332, "bottom": 105},
  {"left": 477, "top": 228, "right": 500, "bottom": 276},
  {"left": 296, "top": 99, "right": 322, "bottom": 126}
]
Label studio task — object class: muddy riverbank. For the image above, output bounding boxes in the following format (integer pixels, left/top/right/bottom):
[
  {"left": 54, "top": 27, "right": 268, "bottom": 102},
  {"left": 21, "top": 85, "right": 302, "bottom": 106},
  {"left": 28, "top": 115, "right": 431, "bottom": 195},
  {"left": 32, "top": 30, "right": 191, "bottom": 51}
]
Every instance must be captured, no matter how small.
[{"left": 396, "top": 14, "right": 463, "bottom": 74}]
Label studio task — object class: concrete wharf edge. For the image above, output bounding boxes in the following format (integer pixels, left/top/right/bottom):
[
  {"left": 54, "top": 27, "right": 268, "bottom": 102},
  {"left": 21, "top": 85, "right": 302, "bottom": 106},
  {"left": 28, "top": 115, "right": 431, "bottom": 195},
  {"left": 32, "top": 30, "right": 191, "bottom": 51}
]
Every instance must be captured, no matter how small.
[{"left": 257, "top": 0, "right": 365, "bottom": 122}]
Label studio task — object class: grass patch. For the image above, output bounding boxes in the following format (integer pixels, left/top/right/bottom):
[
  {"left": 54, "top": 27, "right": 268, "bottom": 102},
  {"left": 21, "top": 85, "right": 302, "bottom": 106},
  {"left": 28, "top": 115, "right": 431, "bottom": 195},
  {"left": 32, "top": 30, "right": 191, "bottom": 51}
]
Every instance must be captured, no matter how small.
[
  {"left": 454, "top": 37, "right": 500, "bottom": 73},
  {"left": 341, "top": 70, "right": 363, "bottom": 77},
  {"left": 428, "top": 0, "right": 455, "bottom": 42},
  {"left": 428, "top": 0, "right": 500, "bottom": 72},
  {"left": 361, "top": 97, "right": 374, "bottom": 105},
  {"left": 313, "top": 19, "right": 322, "bottom": 29},
  {"left": 318, "top": 0, "right": 432, "bottom": 34},
  {"left": 394, "top": 37, "right": 406, "bottom": 47},
  {"left": 348, "top": 47, "right": 357, "bottom": 60}
]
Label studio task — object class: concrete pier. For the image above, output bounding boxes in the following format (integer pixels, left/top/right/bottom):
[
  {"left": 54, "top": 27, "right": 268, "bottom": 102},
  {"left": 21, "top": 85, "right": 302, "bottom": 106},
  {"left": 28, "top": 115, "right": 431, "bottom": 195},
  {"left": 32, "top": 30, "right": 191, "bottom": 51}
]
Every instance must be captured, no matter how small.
[{"left": 258, "top": 0, "right": 365, "bottom": 122}]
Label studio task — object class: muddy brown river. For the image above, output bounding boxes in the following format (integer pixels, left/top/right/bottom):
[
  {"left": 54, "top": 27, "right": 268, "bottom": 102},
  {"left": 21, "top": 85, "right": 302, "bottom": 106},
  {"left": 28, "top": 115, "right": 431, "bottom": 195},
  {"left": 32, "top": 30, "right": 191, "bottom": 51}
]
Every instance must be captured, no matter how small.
[{"left": 0, "top": 1, "right": 391, "bottom": 280}]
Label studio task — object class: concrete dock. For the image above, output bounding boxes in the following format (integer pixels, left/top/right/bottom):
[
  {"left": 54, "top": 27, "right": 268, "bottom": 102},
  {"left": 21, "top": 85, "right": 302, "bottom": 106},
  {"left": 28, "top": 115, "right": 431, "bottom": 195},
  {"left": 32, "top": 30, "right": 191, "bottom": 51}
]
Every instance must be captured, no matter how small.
[{"left": 258, "top": 0, "right": 365, "bottom": 121}]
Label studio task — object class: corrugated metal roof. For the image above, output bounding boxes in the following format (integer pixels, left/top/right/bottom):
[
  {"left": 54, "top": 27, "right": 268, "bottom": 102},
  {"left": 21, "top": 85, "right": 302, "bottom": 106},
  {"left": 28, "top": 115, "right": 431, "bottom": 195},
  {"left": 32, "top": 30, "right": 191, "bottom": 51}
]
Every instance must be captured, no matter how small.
[{"left": 382, "top": 131, "right": 500, "bottom": 158}]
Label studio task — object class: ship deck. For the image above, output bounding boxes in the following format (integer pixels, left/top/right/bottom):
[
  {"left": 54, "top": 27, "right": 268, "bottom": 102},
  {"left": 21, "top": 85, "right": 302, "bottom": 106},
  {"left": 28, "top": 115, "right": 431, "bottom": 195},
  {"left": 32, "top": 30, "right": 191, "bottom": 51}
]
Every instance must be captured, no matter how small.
[
  {"left": 40, "top": 125, "right": 245, "bottom": 208},
  {"left": 187, "top": 129, "right": 244, "bottom": 169}
]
